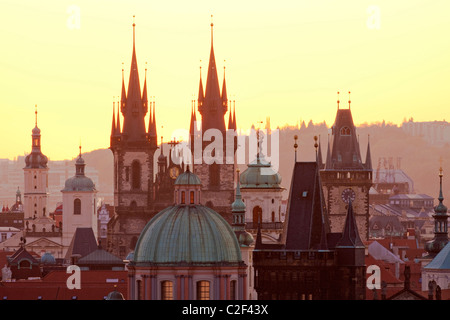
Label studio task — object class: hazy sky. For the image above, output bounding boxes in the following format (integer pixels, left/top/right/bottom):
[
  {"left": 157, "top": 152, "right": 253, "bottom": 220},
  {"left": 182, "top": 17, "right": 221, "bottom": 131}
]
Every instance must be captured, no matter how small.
[{"left": 1, "top": 0, "right": 449, "bottom": 160}]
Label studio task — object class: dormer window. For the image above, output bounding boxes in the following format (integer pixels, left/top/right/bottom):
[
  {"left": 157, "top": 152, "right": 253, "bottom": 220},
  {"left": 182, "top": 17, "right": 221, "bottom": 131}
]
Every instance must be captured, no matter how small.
[{"left": 340, "top": 126, "right": 351, "bottom": 136}]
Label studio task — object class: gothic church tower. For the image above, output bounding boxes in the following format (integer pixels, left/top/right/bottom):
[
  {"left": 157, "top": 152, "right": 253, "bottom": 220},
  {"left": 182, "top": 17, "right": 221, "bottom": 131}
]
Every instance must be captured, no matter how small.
[
  {"left": 320, "top": 93, "right": 373, "bottom": 241},
  {"left": 108, "top": 18, "right": 158, "bottom": 258},
  {"left": 190, "top": 20, "right": 237, "bottom": 224}
]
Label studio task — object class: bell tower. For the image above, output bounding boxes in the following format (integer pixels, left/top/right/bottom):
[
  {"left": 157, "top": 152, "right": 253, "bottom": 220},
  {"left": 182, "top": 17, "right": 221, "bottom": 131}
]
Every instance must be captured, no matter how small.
[
  {"left": 23, "top": 106, "right": 49, "bottom": 221},
  {"left": 108, "top": 17, "right": 159, "bottom": 258}
]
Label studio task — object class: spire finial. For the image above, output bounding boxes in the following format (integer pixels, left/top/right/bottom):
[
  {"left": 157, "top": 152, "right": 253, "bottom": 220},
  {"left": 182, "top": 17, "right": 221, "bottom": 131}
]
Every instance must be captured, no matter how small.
[
  {"left": 348, "top": 91, "right": 351, "bottom": 108},
  {"left": 35, "top": 104, "right": 38, "bottom": 127},
  {"left": 314, "top": 135, "right": 319, "bottom": 160},
  {"left": 210, "top": 14, "right": 214, "bottom": 46},
  {"left": 132, "top": 15, "right": 136, "bottom": 49},
  {"left": 337, "top": 91, "right": 340, "bottom": 109},
  {"left": 294, "top": 135, "right": 298, "bottom": 162}
]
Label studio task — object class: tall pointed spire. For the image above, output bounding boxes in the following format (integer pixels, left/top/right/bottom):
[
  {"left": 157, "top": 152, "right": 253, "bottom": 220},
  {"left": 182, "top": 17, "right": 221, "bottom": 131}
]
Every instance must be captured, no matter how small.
[
  {"left": 127, "top": 15, "right": 141, "bottom": 105},
  {"left": 231, "top": 100, "right": 237, "bottom": 130},
  {"left": 336, "top": 199, "right": 364, "bottom": 248},
  {"left": 227, "top": 103, "right": 233, "bottom": 130},
  {"left": 148, "top": 96, "right": 153, "bottom": 135},
  {"left": 111, "top": 99, "right": 117, "bottom": 137},
  {"left": 365, "top": 134, "right": 372, "bottom": 170},
  {"left": 121, "top": 63, "right": 126, "bottom": 111},
  {"left": 152, "top": 99, "right": 157, "bottom": 139},
  {"left": 147, "top": 97, "right": 157, "bottom": 147},
  {"left": 142, "top": 62, "right": 148, "bottom": 112},
  {"left": 199, "top": 15, "right": 226, "bottom": 132},
  {"left": 425, "top": 165, "right": 449, "bottom": 256},
  {"left": 325, "top": 134, "right": 332, "bottom": 169},
  {"left": 120, "top": 15, "right": 148, "bottom": 141},
  {"left": 222, "top": 63, "right": 228, "bottom": 109},
  {"left": 198, "top": 63, "right": 204, "bottom": 108},
  {"left": 116, "top": 97, "right": 121, "bottom": 134}
]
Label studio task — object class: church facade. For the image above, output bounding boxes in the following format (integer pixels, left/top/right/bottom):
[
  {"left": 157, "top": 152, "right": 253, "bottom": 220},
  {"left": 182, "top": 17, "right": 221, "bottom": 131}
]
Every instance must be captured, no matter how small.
[{"left": 107, "top": 19, "right": 238, "bottom": 258}]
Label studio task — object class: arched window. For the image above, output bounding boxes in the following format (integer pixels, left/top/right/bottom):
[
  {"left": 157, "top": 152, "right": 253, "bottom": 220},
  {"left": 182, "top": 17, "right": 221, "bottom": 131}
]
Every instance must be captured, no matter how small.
[
  {"left": 161, "top": 281, "right": 173, "bottom": 300},
  {"left": 253, "top": 206, "right": 262, "bottom": 225},
  {"left": 340, "top": 126, "right": 351, "bottom": 136},
  {"left": 19, "top": 260, "right": 31, "bottom": 269},
  {"left": 74, "top": 198, "right": 81, "bottom": 215},
  {"left": 271, "top": 211, "right": 275, "bottom": 222},
  {"left": 190, "top": 191, "right": 195, "bottom": 204},
  {"left": 196, "top": 281, "right": 210, "bottom": 300},
  {"left": 131, "top": 161, "right": 141, "bottom": 190},
  {"left": 230, "top": 280, "right": 237, "bottom": 300},
  {"left": 209, "top": 163, "right": 219, "bottom": 187},
  {"left": 181, "top": 191, "right": 186, "bottom": 204}
]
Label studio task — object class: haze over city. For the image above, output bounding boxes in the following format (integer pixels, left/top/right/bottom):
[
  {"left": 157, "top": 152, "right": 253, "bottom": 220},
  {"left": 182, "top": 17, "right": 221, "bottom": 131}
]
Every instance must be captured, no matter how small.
[{"left": 1, "top": 0, "right": 449, "bottom": 160}]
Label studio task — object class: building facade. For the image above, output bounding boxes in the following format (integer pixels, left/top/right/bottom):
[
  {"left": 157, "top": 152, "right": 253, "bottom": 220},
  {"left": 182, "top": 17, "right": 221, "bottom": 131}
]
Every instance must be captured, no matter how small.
[
  {"left": 127, "top": 169, "right": 247, "bottom": 300},
  {"left": 253, "top": 158, "right": 366, "bottom": 300}
]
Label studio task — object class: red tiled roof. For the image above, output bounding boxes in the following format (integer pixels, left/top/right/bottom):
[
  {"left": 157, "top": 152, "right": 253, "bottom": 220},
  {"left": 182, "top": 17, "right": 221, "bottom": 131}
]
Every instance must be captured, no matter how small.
[{"left": 0, "top": 270, "right": 128, "bottom": 300}]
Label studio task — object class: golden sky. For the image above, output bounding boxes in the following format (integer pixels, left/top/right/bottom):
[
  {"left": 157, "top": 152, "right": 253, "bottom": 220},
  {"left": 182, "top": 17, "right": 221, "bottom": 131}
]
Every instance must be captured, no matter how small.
[{"left": 1, "top": 0, "right": 449, "bottom": 160}]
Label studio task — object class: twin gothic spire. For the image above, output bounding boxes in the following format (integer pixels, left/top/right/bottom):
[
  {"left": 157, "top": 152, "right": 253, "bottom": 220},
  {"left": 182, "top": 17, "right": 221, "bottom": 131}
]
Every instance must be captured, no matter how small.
[{"left": 111, "top": 18, "right": 236, "bottom": 149}]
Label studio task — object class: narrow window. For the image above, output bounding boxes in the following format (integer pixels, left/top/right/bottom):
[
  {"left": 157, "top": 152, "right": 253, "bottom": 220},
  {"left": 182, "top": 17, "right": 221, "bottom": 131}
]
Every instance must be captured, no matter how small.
[
  {"left": 74, "top": 198, "right": 81, "bottom": 215},
  {"left": 131, "top": 161, "right": 141, "bottom": 189},
  {"left": 197, "top": 281, "right": 210, "bottom": 300},
  {"left": 181, "top": 191, "right": 186, "bottom": 204},
  {"left": 161, "top": 281, "right": 173, "bottom": 300},
  {"left": 230, "top": 280, "right": 237, "bottom": 300},
  {"left": 209, "top": 163, "right": 219, "bottom": 187},
  {"left": 190, "top": 191, "right": 195, "bottom": 204}
]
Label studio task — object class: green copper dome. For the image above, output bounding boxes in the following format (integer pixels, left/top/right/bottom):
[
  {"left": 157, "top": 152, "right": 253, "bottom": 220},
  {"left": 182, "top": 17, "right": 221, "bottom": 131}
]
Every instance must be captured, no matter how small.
[
  {"left": 61, "top": 154, "right": 96, "bottom": 192},
  {"left": 174, "top": 169, "right": 202, "bottom": 186},
  {"left": 240, "top": 154, "right": 282, "bottom": 189},
  {"left": 132, "top": 205, "right": 242, "bottom": 265}
]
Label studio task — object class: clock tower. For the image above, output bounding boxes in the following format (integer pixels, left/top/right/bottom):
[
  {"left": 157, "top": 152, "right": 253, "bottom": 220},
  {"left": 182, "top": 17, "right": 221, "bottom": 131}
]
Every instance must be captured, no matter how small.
[{"left": 320, "top": 93, "right": 372, "bottom": 240}]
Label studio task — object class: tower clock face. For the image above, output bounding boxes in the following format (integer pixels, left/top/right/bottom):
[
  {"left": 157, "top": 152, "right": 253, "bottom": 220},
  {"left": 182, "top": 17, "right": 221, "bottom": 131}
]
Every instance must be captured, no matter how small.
[{"left": 341, "top": 188, "right": 356, "bottom": 204}]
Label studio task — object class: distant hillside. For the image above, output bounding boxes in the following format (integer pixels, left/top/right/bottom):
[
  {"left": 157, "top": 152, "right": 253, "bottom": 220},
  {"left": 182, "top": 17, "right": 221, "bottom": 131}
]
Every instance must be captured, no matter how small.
[{"left": 77, "top": 122, "right": 450, "bottom": 206}]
